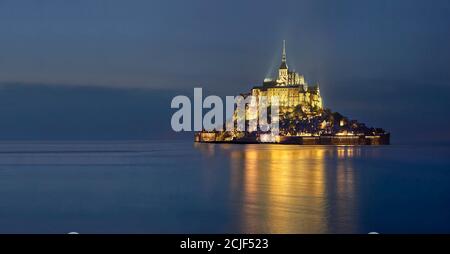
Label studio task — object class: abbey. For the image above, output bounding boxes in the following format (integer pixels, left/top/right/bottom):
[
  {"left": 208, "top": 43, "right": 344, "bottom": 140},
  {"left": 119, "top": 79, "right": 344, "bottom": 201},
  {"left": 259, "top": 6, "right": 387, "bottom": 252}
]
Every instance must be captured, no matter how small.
[
  {"left": 250, "top": 40, "right": 323, "bottom": 113},
  {"left": 195, "top": 40, "right": 390, "bottom": 145}
]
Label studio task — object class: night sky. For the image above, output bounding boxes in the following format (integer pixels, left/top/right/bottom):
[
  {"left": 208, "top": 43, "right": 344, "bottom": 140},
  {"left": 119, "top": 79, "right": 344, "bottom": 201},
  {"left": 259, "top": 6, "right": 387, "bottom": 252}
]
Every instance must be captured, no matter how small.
[{"left": 0, "top": 0, "right": 449, "bottom": 143}]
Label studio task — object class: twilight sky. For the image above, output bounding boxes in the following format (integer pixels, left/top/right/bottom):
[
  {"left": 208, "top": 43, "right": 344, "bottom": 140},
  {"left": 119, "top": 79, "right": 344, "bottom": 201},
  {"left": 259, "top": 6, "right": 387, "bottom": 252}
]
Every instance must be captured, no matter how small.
[{"left": 0, "top": 0, "right": 449, "bottom": 143}]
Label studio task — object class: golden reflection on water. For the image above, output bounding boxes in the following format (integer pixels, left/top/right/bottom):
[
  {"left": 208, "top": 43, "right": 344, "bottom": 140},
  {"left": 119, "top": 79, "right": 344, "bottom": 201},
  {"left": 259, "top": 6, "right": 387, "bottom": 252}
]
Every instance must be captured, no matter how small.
[
  {"left": 194, "top": 143, "right": 360, "bottom": 233},
  {"left": 225, "top": 145, "right": 359, "bottom": 233}
]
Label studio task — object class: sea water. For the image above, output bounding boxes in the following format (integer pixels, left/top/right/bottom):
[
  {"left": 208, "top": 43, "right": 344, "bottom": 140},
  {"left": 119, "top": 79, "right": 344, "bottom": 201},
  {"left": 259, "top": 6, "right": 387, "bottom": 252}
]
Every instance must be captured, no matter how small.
[{"left": 0, "top": 141, "right": 448, "bottom": 233}]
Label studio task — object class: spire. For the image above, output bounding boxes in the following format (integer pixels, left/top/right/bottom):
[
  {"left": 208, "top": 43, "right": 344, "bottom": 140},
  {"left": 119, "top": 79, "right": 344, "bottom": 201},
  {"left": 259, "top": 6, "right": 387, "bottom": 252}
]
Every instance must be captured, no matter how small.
[{"left": 279, "top": 40, "right": 288, "bottom": 69}]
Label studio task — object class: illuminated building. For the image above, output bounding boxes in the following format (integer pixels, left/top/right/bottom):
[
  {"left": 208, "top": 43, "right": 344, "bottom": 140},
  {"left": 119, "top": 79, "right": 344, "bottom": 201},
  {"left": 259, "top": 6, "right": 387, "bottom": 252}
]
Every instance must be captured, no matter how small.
[
  {"left": 194, "top": 41, "right": 390, "bottom": 145},
  {"left": 250, "top": 41, "right": 323, "bottom": 112}
]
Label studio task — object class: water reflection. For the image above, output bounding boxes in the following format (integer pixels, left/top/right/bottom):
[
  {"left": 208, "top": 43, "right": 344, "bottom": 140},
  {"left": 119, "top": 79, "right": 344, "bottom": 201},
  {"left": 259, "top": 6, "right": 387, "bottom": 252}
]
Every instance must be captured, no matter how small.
[{"left": 197, "top": 144, "right": 360, "bottom": 233}]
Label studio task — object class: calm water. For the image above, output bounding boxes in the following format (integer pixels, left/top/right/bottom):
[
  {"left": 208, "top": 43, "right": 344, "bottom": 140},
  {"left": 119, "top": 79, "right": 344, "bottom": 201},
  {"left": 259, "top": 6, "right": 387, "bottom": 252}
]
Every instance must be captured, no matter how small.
[{"left": 0, "top": 141, "right": 449, "bottom": 233}]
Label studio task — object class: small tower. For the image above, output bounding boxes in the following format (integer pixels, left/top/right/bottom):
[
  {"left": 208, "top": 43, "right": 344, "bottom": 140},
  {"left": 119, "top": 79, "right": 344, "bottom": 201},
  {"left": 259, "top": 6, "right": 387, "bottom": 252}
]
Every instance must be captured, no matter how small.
[
  {"left": 278, "top": 40, "right": 288, "bottom": 85},
  {"left": 281, "top": 40, "right": 287, "bottom": 68}
]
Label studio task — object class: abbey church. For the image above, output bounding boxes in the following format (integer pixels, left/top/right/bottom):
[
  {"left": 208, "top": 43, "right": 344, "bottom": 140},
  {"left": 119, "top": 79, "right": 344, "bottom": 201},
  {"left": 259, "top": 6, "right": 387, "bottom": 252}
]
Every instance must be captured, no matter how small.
[{"left": 250, "top": 41, "right": 323, "bottom": 113}]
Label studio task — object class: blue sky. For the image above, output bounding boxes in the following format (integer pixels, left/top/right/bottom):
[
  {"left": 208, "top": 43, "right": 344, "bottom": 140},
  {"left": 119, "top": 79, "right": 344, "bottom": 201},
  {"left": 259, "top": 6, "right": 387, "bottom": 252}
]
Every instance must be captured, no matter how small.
[
  {"left": 0, "top": 0, "right": 449, "bottom": 143},
  {"left": 1, "top": 0, "right": 449, "bottom": 90}
]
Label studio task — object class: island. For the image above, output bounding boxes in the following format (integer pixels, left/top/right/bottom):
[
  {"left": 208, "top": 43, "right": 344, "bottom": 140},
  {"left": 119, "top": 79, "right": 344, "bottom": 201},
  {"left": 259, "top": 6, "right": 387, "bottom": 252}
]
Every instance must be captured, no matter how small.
[{"left": 195, "top": 41, "right": 390, "bottom": 145}]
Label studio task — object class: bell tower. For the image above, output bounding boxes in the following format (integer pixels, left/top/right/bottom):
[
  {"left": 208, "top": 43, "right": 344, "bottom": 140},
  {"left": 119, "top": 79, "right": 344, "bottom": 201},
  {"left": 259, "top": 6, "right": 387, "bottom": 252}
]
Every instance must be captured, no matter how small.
[{"left": 278, "top": 40, "right": 288, "bottom": 85}]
